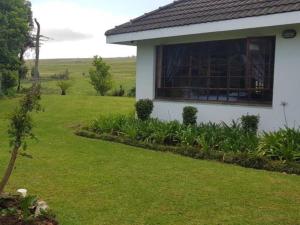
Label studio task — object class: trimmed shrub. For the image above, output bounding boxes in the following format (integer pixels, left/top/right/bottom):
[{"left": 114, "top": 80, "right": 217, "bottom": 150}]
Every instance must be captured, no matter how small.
[
  {"left": 135, "top": 99, "right": 153, "bottom": 121},
  {"left": 241, "top": 115, "right": 260, "bottom": 134},
  {"left": 183, "top": 106, "right": 198, "bottom": 126}
]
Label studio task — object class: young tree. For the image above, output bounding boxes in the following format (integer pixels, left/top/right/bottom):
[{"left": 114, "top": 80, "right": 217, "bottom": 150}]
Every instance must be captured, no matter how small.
[
  {"left": 0, "top": 0, "right": 34, "bottom": 93},
  {"left": 57, "top": 81, "right": 72, "bottom": 95},
  {"left": 89, "top": 56, "right": 113, "bottom": 96},
  {"left": 0, "top": 84, "right": 42, "bottom": 195}
]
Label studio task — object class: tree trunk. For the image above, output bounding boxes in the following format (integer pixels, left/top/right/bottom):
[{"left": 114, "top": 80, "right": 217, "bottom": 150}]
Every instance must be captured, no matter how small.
[
  {"left": 0, "top": 146, "right": 19, "bottom": 195},
  {"left": 34, "top": 19, "right": 40, "bottom": 80},
  {"left": 0, "top": 72, "right": 2, "bottom": 96},
  {"left": 18, "top": 48, "right": 25, "bottom": 92}
]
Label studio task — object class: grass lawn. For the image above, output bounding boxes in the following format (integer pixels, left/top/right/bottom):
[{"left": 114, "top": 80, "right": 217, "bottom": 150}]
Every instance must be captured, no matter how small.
[
  {"left": 0, "top": 58, "right": 300, "bottom": 225},
  {"left": 0, "top": 96, "right": 300, "bottom": 225}
]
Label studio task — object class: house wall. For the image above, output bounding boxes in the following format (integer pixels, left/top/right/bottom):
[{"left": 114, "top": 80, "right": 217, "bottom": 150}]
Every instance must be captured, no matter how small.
[{"left": 136, "top": 26, "right": 300, "bottom": 131}]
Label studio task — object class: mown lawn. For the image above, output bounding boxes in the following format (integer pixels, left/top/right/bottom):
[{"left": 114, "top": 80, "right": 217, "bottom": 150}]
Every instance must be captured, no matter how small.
[{"left": 0, "top": 95, "right": 300, "bottom": 225}]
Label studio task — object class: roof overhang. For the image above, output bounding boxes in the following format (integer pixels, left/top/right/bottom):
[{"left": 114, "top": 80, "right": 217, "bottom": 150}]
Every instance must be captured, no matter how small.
[{"left": 106, "top": 11, "right": 300, "bottom": 45}]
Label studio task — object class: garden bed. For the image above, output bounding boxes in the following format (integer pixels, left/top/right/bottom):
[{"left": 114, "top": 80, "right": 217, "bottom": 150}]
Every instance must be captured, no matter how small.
[
  {"left": 0, "top": 195, "right": 58, "bottom": 225},
  {"left": 75, "top": 128, "right": 300, "bottom": 175}
]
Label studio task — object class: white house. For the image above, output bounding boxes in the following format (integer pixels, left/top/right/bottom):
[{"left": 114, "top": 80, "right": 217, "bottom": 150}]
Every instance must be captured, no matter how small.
[{"left": 106, "top": 0, "right": 300, "bottom": 131}]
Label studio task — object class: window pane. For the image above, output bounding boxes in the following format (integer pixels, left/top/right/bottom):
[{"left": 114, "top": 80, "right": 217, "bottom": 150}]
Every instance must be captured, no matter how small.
[{"left": 156, "top": 37, "right": 275, "bottom": 105}]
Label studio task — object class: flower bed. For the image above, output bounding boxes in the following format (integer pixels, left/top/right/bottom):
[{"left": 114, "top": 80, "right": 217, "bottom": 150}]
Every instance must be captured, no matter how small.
[
  {"left": 75, "top": 114, "right": 300, "bottom": 175},
  {"left": 0, "top": 195, "right": 58, "bottom": 225}
]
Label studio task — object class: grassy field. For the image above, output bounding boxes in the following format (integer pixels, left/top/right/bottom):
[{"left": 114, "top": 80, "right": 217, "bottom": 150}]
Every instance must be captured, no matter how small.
[
  {"left": 26, "top": 57, "right": 136, "bottom": 95},
  {"left": 0, "top": 58, "right": 300, "bottom": 225}
]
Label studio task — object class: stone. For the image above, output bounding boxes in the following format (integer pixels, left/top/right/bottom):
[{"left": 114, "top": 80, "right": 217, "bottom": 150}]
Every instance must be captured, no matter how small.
[
  {"left": 35, "top": 201, "right": 49, "bottom": 217},
  {"left": 17, "top": 189, "right": 27, "bottom": 197}
]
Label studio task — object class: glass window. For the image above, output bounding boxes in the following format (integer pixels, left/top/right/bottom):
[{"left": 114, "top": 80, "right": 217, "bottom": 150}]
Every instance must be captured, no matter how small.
[{"left": 155, "top": 37, "right": 275, "bottom": 105}]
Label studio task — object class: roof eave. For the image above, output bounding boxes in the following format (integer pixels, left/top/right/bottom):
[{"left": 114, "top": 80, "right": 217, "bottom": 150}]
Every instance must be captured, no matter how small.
[{"left": 106, "top": 11, "right": 300, "bottom": 45}]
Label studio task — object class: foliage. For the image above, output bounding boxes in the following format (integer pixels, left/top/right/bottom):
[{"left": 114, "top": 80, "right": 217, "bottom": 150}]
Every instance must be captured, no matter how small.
[
  {"left": 8, "top": 84, "right": 42, "bottom": 149},
  {"left": 111, "top": 85, "right": 125, "bottom": 97},
  {"left": 127, "top": 86, "right": 136, "bottom": 97},
  {"left": 89, "top": 56, "right": 113, "bottom": 96},
  {"left": 182, "top": 106, "right": 198, "bottom": 126},
  {"left": 20, "top": 195, "right": 37, "bottom": 220},
  {"left": 258, "top": 127, "right": 300, "bottom": 162},
  {"left": 30, "top": 66, "right": 35, "bottom": 77},
  {"left": 90, "top": 114, "right": 258, "bottom": 154},
  {"left": 0, "top": 84, "right": 42, "bottom": 194},
  {"left": 88, "top": 114, "right": 300, "bottom": 168},
  {"left": 78, "top": 127, "right": 300, "bottom": 175},
  {"left": 1, "top": 70, "right": 17, "bottom": 94},
  {"left": 0, "top": 0, "right": 33, "bottom": 94},
  {"left": 0, "top": 195, "right": 58, "bottom": 224},
  {"left": 50, "top": 69, "right": 70, "bottom": 80},
  {"left": 56, "top": 81, "right": 72, "bottom": 95},
  {"left": 135, "top": 99, "right": 154, "bottom": 121},
  {"left": 241, "top": 114, "right": 260, "bottom": 134}
]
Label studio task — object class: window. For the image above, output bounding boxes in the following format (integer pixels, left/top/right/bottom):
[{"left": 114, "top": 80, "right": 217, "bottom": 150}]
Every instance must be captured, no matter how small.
[{"left": 155, "top": 37, "right": 275, "bottom": 105}]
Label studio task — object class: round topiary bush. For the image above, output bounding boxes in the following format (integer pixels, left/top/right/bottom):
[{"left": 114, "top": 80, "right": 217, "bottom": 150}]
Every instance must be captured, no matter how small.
[
  {"left": 183, "top": 106, "right": 198, "bottom": 126},
  {"left": 241, "top": 114, "right": 260, "bottom": 134},
  {"left": 135, "top": 99, "right": 154, "bottom": 121}
]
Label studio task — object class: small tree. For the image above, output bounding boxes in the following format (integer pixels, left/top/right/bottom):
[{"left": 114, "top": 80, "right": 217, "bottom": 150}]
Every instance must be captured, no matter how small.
[
  {"left": 89, "top": 56, "right": 112, "bottom": 96},
  {"left": 57, "top": 81, "right": 72, "bottom": 95},
  {"left": 0, "top": 84, "right": 42, "bottom": 195}
]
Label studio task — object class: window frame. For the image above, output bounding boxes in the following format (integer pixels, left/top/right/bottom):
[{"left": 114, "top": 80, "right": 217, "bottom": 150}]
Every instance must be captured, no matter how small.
[{"left": 154, "top": 36, "right": 276, "bottom": 107}]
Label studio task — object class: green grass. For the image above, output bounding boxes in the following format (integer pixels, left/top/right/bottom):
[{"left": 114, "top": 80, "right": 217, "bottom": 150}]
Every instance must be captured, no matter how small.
[
  {"left": 25, "top": 57, "right": 136, "bottom": 95},
  {"left": 0, "top": 58, "right": 299, "bottom": 224}
]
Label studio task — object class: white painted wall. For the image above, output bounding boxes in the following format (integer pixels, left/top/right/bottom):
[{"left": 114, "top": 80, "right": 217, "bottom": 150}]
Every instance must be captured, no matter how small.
[{"left": 136, "top": 26, "right": 300, "bottom": 131}]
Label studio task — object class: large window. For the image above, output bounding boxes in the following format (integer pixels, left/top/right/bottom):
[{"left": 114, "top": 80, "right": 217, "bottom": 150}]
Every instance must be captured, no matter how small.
[{"left": 155, "top": 37, "right": 275, "bottom": 105}]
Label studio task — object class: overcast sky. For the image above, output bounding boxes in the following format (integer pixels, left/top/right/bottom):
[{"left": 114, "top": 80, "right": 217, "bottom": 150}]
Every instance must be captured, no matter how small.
[{"left": 29, "top": 0, "right": 173, "bottom": 59}]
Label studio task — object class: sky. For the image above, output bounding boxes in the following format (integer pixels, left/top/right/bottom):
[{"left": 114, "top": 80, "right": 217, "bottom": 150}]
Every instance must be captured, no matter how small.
[{"left": 29, "top": 0, "right": 173, "bottom": 59}]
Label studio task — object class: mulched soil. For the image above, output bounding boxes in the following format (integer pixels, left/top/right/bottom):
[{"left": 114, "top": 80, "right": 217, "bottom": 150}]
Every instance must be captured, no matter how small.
[{"left": 0, "top": 216, "right": 58, "bottom": 225}]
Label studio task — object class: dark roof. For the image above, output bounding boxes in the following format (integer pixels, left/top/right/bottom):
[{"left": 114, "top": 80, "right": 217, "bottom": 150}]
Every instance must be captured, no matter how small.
[{"left": 106, "top": 0, "right": 300, "bottom": 36}]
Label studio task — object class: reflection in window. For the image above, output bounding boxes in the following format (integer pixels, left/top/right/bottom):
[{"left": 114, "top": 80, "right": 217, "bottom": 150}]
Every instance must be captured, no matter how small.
[{"left": 155, "top": 37, "right": 275, "bottom": 105}]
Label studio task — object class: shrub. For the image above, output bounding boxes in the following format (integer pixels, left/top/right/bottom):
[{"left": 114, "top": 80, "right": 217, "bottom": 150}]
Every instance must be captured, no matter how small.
[
  {"left": 258, "top": 127, "right": 300, "bottom": 162},
  {"left": 127, "top": 87, "right": 136, "bottom": 97},
  {"left": 1, "top": 70, "right": 17, "bottom": 94},
  {"left": 196, "top": 121, "right": 258, "bottom": 153},
  {"left": 183, "top": 106, "right": 198, "bottom": 126},
  {"left": 111, "top": 85, "right": 125, "bottom": 97},
  {"left": 89, "top": 56, "right": 113, "bottom": 96},
  {"left": 241, "top": 115, "right": 260, "bottom": 134},
  {"left": 56, "top": 81, "right": 72, "bottom": 95},
  {"left": 135, "top": 99, "right": 154, "bottom": 121},
  {"left": 50, "top": 69, "right": 70, "bottom": 80}
]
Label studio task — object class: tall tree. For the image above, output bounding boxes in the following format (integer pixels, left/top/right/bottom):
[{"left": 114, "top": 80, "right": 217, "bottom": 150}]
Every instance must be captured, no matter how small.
[{"left": 0, "top": 0, "right": 33, "bottom": 94}]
